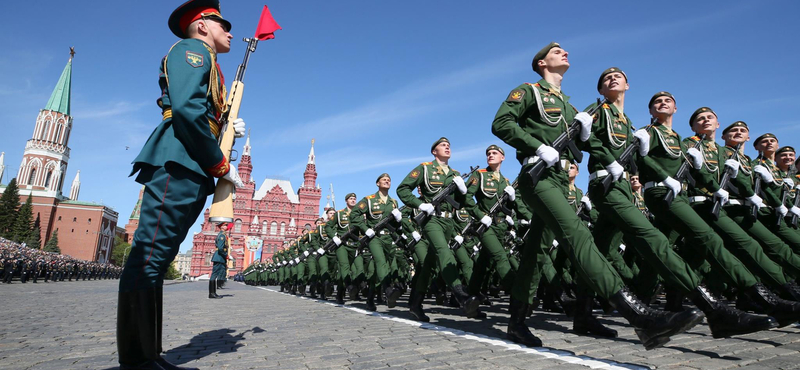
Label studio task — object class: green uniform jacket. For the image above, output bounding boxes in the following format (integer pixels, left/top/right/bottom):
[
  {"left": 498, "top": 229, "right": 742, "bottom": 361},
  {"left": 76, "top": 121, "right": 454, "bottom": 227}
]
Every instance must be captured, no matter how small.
[
  {"left": 325, "top": 208, "right": 353, "bottom": 239},
  {"left": 721, "top": 145, "right": 756, "bottom": 199},
  {"left": 396, "top": 161, "right": 466, "bottom": 213},
  {"left": 682, "top": 136, "right": 727, "bottom": 198},
  {"left": 464, "top": 168, "right": 511, "bottom": 220},
  {"left": 638, "top": 124, "right": 719, "bottom": 193},
  {"left": 585, "top": 102, "right": 636, "bottom": 173},
  {"left": 133, "top": 38, "right": 228, "bottom": 187},
  {"left": 751, "top": 157, "right": 786, "bottom": 208},
  {"left": 349, "top": 191, "right": 400, "bottom": 233},
  {"left": 212, "top": 231, "right": 228, "bottom": 264}
]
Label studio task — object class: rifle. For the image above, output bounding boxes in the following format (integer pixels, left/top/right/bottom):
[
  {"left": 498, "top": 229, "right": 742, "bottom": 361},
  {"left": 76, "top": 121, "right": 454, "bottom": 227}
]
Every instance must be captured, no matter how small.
[
  {"left": 209, "top": 37, "right": 261, "bottom": 223},
  {"left": 777, "top": 182, "right": 789, "bottom": 227},
  {"left": 526, "top": 99, "right": 608, "bottom": 187},
  {"left": 711, "top": 142, "right": 743, "bottom": 220},
  {"left": 792, "top": 180, "right": 800, "bottom": 228},
  {"left": 414, "top": 166, "right": 480, "bottom": 226},
  {"left": 663, "top": 133, "right": 707, "bottom": 207},
  {"left": 600, "top": 118, "right": 656, "bottom": 195},
  {"left": 473, "top": 179, "right": 518, "bottom": 237},
  {"left": 449, "top": 219, "right": 474, "bottom": 251},
  {"left": 356, "top": 205, "right": 407, "bottom": 248},
  {"left": 751, "top": 154, "right": 764, "bottom": 221}
]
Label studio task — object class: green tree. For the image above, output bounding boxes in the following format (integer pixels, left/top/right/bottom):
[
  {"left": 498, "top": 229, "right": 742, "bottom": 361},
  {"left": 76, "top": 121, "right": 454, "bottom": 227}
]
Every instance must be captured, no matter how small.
[
  {"left": 165, "top": 261, "right": 181, "bottom": 280},
  {"left": 43, "top": 230, "right": 60, "bottom": 254},
  {"left": 0, "top": 178, "right": 19, "bottom": 237},
  {"left": 26, "top": 214, "right": 42, "bottom": 249},
  {"left": 12, "top": 196, "right": 33, "bottom": 243},
  {"left": 110, "top": 235, "right": 131, "bottom": 267}
]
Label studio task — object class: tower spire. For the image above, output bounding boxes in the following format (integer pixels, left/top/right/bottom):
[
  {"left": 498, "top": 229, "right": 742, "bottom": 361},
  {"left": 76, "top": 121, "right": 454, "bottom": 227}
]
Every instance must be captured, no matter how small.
[
  {"left": 307, "top": 138, "right": 315, "bottom": 164},
  {"left": 0, "top": 152, "right": 5, "bottom": 185},
  {"left": 69, "top": 170, "right": 81, "bottom": 200},
  {"left": 243, "top": 129, "right": 251, "bottom": 157},
  {"left": 45, "top": 48, "right": 73, "bottom": 116}
]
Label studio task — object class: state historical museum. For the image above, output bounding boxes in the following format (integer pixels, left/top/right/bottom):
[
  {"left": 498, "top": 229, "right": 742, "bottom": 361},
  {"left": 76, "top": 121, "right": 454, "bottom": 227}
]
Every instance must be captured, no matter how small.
[{"left": 189, "top": 137, "right": 322, "bottom": 278}]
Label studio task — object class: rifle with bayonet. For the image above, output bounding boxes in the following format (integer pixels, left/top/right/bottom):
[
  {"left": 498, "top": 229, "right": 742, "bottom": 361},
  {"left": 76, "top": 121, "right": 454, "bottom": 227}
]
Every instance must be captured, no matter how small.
[
  {"left": 711, "top": 142, "right": 743, "bottom": 220},
  {"left": 526, "top": 98, "right": 609, "bottom": 187},
  {"left": 356, "top": 205, "right": 407, "bottom": 248},
  {"left": 663, "top": 133, "right": 707, "bottom": 207},
  {"left": 600, "top": 118, "right": 656, "bottom": 195},
  {"left": 414, "top": 166, "right": 480, "bottom": 226}
]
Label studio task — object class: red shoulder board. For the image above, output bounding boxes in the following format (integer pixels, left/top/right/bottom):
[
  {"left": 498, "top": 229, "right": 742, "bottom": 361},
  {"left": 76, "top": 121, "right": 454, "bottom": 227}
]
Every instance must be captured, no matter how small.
[
  {"left": 689, "top": 136, "right": 701, "bottom": 142},
  {"left": 478, "top": 169, "right": 487, "bottom": 172},
  {"left": 367, "top": 194, "right": 375, "bottom": 199},
  {"left": 421, "top": 162, "right": 432, "bottom": 165},
  {"left": 602, "top": 104, "right": 610, "bottom": 109}
]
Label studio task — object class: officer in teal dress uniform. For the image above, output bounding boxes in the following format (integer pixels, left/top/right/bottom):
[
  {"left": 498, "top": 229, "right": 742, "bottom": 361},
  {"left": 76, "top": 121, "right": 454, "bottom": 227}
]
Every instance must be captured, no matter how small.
[
  {"left": 210, "top": 222, "right": 232, "bottom": 299},
  {"left": 117, "top": 1, "right": 245, "bottom": 369}
]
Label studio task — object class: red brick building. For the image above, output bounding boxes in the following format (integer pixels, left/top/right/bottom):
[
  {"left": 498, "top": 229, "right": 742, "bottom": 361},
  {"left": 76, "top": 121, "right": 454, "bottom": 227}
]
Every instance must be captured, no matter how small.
[
  {"left": 0, "top": 50, "right": 119, "bottom": 263},
  {"left": 189, "top": 136, "right": 322, "bottom": 277}
]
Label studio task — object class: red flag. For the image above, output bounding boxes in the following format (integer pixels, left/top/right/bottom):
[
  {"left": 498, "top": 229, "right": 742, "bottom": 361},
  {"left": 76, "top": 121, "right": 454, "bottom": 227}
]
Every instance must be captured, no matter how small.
[{"left": 254, "top": 5, "right": 281, "bottom": 40}]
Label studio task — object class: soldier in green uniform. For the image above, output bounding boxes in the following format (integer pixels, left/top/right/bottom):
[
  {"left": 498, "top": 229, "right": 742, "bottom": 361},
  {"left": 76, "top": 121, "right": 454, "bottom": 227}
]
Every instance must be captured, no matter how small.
[
  {"left": 396, "top": 137, "right": 481, "bottom": 322},
  {"left": 326, "top": 193, "right": 364, "bottom": 304},
  {"left": 682, "top": 108, "right": 800, "bottom": 314},
  {"left": 209, "top": 222, "right": 231, "bottom": 299},
  {"left": 464, "top": 145, "right": 518, "bottom": 307},
  {"left": 491, "top": 42, "right": 704, "bottom": 349},
  {"left": 117, "top": 1, "right": 245, "bottom": 369},
  {"left": 308, "top": 216, "right": 330, "bottom": 299},
  {"left": 349, "top": 173, "right": 405, "bottom": 311}
]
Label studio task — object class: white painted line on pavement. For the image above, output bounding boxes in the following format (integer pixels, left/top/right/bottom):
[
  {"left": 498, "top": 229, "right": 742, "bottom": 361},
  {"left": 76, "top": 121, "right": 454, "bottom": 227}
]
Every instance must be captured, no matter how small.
[{"left": 250, "top": 285, "right": 648, "bottom": 370}]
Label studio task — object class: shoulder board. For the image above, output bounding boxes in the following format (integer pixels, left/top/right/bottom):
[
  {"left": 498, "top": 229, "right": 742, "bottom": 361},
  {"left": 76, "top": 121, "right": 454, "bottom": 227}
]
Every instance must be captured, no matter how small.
[
  {"left": 524, "top": 82, "right": 539, "bottom": 87},
  {"left": 602, "top": 104, "right": 610, "bottom": 109},
  {"left": 421, "top": 162, "right": 432, "bottom": 165},
  {"left": 505, "top": 177, "right": 511, "bottom": 183},
  {"left": 686, "top": 136, "right": 701, "bottom": 143},
  {"left": 478, "top": 169, "right": 487, "bottom": 173},
  {"left": 338, "top": 208, "right": 346, "bottom": 212},
  {"left": 367, "top": 194, "right": 376, "bottom": 199}
]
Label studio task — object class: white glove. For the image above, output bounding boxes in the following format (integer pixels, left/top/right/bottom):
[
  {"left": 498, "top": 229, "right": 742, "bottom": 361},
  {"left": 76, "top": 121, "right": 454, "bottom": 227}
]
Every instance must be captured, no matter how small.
[
  {"left": 401, "top": 234, "right": 408, "bottom": 240},
  {"left": 633, "top": 129, "right": 650, "bottom": 156},
  {"left": 783, "top": 178, "right": 794, "bottom": 186},
  {"left": 391, "top": 208, "right": 402, "bottom": 222},
  {"left": 288, "top": 260, "right": 294, "bottom": 266},
  {"left": 686, "top": 147, "right": 704, "bottom": 168},
  {"left": 606, "top": 161, "right": 624, "bottom": 181},
  {"left": 746, "top": 194, "right": 765, "bottom": 209},
  {"left": 791, "top": 206, "right": 800, "bottom": 217},
  {"left": 480, "top": 215, "right": 492, "bottom": 228},
  {"left": 536, "top": 145, "right": 559, "bottom": 167},
  {"left": 454, "top": 235, "right": 464, "bottom": 245},
  {"left": 575, "top": 112, "right": 593, "bottom": 142},
  {"left": 795, "top": 185, "right": 800, "bottom": 191},
  {"left": 222, "top": 165, "right": 244, "bottom": 188},
  {"left": 779, "top": 205, "right": 789, "bottom": 217},
  {"left": 411, "top": 231, "right": 421, "bottom": 242},
  {"left": 317, "top": 248, "right": 325, "bottom": 255},
  {"left": 473, "top": 245, "right": 480, "bottom": 253},
  {"left": 503, "top": 185, "right": 516, "bottom": 201},
  {"left": 552, "top": 240, "right": 559, "bottom": 248},
  {"left": 713, "top": 189, "right": 729, "bottom": 206},
  {"left": 452, "top": 176, "right": 467, "bottom": 195},
  {"left": 753, "top": 165, "right": 774, "bottom": 183},
  {"left": 303, "top": 251, "right": 310, "bottom": 257},
  {"left": 520, "top": 219, "right": 530, "bottom": 226},
  {"left": 282, "top": 261, "right": 287, "bottom": 266},
  {"left": 722, "top": 159, "right": 739, "bottom": 179},
  {"left": 365, "top": 228, "right": 375, "bottom": 238},
  {"left": 419, "top": 203, "right": 435, "bottom": 215},
  {"left": 505, "top": 215, "right": 514, "bottom": 226},
  {"left": 664, "top": 176, "right": 682, "bottom": 196},
  {"left": 619, "top": 244, "right": 627, "bottom": 252},
  {"left": 333, "top": 236, "right": 342, "bottom": 246},
  {"left": 294, "top": 257, "right": 300, "bottom": 263},
  {"left": 580, "top": 195, "right": 592, "bottom": 211},
  {"left": 232, "top": 118, "right": 246, "bottom": 138},
  {"left": 509, "top": 230, "right": 517, "bottom": 238}
]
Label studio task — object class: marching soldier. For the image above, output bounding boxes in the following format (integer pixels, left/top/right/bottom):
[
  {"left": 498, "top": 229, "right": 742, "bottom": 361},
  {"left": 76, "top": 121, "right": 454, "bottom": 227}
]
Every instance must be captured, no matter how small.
[
  {"left": 349, "top": 173, "right": 404, "bottom": 310},
  {"left": 117, "top": 1, "right": 245, "bottom": 369},
  {"left": 210, "top": 222, "right": 231, "bottom": 299},
  {"left": 491, "top": 42, "right": 704, "bottom": 349},
  {"left": 326, "top": 193, "right": 364, "bottom": 304},
  {"left": 396, "top": 137, "right": 481, "bottom": 322}
]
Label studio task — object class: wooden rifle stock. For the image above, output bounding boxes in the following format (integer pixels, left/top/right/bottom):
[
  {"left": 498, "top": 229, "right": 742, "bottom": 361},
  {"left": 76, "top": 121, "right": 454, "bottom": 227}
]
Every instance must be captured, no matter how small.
[{"left": 209, "top": 38, "right": 260, "bottom": 223}]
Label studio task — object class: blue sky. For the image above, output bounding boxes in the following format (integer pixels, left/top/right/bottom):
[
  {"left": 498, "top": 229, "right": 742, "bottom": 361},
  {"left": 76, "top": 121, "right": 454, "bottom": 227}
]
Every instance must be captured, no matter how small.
[{"left": 3, "top": 1, "right": 799, "bottom": 253}]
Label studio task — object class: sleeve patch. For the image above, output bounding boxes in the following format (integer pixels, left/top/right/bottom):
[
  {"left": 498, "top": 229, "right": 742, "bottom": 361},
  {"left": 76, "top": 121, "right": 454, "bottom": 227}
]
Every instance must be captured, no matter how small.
[
  {"left": 186, "top": 51, "right": 204, "bottom": 68},
  {"left": 410, "top": 170, "right": 419, "bottom": 178},
  {"left": 358, "top": 202, "right": 366, "bottom": 209},
  {"left": 506, "top": 89, "right": 525, "bottom": 102}
]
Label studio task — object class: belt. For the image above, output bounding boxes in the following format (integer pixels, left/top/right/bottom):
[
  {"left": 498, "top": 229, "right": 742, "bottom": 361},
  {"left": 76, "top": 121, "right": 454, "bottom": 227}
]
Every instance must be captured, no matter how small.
[
  {"left": 588, "top": 170, "right": 629, "bottom": 181},
  {"left": 435, "top": 211, "right": 453, "bottom": 218},
  {"left": 689, "top": 196, "right": 709, "bottom": 203},
  {"left": 644, "top": 181, "right": 667, "bottom": 191},
  {"left": 522, "top": 156, "right": 570, "bottom": 171}
]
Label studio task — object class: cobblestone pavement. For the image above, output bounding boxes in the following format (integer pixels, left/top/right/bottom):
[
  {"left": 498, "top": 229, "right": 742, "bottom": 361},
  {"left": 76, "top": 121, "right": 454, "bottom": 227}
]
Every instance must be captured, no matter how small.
[{"left": 2, "top": 280, "right": 800, "bottom": 369}]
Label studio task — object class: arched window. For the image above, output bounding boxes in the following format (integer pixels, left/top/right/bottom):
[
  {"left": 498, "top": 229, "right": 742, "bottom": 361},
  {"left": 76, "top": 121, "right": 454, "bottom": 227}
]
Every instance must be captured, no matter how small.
[
  {"left": 41, "top": 120, "right": 50, "bottom": 140},
  {"left": 44, "top": 171, "right": 52, "bottom": 188},
  {"left": 270, "top": 222, "right": 277, "bottom": 235},
  {"left": 55, "top": 125, "right": 63, "bottom": 144},
  {"left": 58, "top": 216, "right": 62, "bottom": 221},
  {"left": 28, "top": 168, "right": 37, "bottom": 185},
  {"left": 280, "top": 222, "right": 286, "bottom": 236},
  {"left": 234, "top": 219, "right": 242, "bottom": 232},
  {"left": 72, "top": 217, "right": 77, "bottom": 222},
  {"left": 88, "top": 218, "right": 92, "bottom": 224},
  {"left": 262, "top": 221, "right": 268, "bottom": 235}
]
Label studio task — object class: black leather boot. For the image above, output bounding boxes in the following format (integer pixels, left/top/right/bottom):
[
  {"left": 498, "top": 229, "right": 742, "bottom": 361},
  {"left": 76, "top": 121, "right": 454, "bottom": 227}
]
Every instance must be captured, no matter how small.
[
  {"left": 573, "top": 291, "right": 617, "bottom": 338},
  {"left": 384, "top": 283, "right": 402, "bottom": 308},
  {"left": 610, "top": 287, "right": 705, "bottom": 350},
  {"left": 118, "top": 291, "right": 160, "bottom": 370},
  {"left": 690, "top": 285, "right": 777, "bottom": 338},
  {"left": 325, "top": 280, "right": 334, "bottom": 297},
  {"left": 347, "top": 284, "right": 358, "bottom": 301},
  {"left": 318, "top": 281, "right": 327, "bottom": 300},
  {"left": 208, "top": 280, "right": 220, "bottom": 299},
  {"left": 781, "top": 280, "right": 800, "bottom": 302},
  {"left": 408, "top": 288, "right": 430, "bottom": 322},
  {"left": 366, "top": 285, "right": 377, "bottom": 312},
  {"left": 664, "top": 286, "right": 686, "bottom": 313},
  {"left": 309, "top": 283, "right": 317, "bottom": 298},
  {"left": 744, "top": 283, "right": 800, "bottom": 327},
  {"left": 335, "top": 283, "right": 345, "bottom": 305},
  {"left": 154, "top": 287, "right": 199, "bottom": 370},
  {"left": 297, "top": 284, "right": 306, "bottom": 296},
  {"left": 451, "top": 285, "right": 480, "bottom": 318},
  {"left": 506, "top": 297, "right": 543, "bottom": 347}
]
